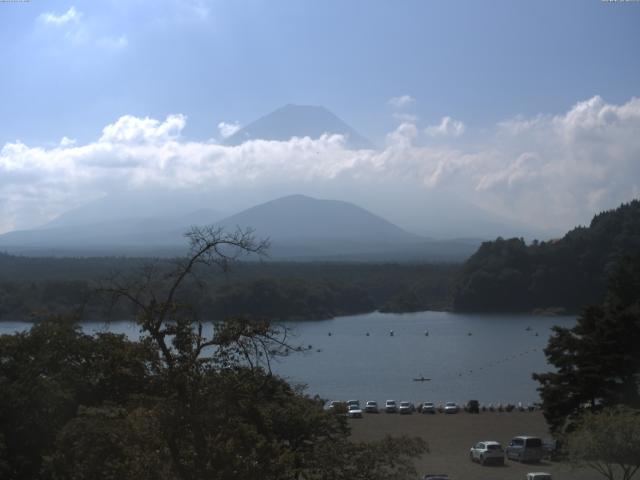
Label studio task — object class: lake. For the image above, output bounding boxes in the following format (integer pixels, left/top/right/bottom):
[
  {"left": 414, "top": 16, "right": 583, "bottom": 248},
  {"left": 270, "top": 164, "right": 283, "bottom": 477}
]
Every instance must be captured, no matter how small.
[{"left": 0, "top": 311, "right": 575, "bottom": 405}]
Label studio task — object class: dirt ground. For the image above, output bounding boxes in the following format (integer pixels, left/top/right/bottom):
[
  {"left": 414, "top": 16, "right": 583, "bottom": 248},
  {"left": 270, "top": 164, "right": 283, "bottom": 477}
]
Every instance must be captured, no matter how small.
[{"left": 348, "top": 410, "right": 602, "bottom": 480}]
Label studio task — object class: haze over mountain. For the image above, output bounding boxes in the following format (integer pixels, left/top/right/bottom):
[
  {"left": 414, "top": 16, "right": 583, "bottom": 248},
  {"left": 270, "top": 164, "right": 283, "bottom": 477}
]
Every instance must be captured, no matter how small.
[
  {"left": 217, "top": 194, "right": 415, "bottom": 242},
  {"left": 224, "top": 104, "right": 375, "bottom": 150},
  {"left": 0, "top": 194, "right": 479, "bottom": 261}
]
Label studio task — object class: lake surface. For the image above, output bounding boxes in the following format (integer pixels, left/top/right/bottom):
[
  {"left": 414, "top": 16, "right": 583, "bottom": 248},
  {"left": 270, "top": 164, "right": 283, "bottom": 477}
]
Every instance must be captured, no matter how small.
[{"left": 0, "top": 311, "right": 575, "bottom": 405}]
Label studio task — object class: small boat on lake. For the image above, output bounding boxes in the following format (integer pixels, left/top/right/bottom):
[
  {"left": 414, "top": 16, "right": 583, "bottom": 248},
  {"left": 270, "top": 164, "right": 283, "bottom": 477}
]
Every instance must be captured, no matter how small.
[{"left": 413, "top": 375, "right": 431, "bottom": 382}]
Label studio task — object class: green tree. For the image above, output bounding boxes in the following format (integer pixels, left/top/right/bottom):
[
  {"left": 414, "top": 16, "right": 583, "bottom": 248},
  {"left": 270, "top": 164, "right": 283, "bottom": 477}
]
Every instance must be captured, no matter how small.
[
  {"left": 1, "top": 227, "right": 428, "bottom": 479},
  {"left": 533, "top": 256, "right": 640, "bottom": 433},
  {"left": 0, "top": 318, "right": 157, "bottom": 479},
  {"left": 566, "top": 407, "right": 640, "bottom": 480}
]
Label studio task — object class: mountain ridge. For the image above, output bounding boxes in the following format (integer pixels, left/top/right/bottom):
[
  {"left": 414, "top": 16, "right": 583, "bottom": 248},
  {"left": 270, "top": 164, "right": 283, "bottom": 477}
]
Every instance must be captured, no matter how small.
[{"left": 224, "top": 104, "right": 375, "bottom": 150}]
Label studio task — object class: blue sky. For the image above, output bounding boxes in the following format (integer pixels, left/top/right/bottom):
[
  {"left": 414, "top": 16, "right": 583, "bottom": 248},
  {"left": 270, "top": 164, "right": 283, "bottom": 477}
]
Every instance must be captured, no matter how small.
[
  {"left": 2, "top": 0, "right": 639, "bottom": 145},
  {"left": 1, "top": 0, "right": 640, "bottom": 236}
]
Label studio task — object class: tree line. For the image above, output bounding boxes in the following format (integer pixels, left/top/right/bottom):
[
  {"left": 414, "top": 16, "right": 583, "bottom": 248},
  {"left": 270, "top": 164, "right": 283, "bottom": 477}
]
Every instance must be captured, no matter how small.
[
  {"left": 0, "top": 255, "right": 456, "bottom": 322},
  {"left": 453, "top": 200, "right": 640, "bottom": 312}
]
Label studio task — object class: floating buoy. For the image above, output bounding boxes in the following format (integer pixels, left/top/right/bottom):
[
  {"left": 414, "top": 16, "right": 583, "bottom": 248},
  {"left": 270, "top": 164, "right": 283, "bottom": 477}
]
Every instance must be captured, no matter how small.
[
  {"left": 328, "top": 332, "right": 332, "bottom": 336},
  {"left": 366, "top": 332, "right": 370, "bottom": 336},
  {"left": 424, "top": 330, "right": 429, "bottom": 336},
  {"left": 389, "top": 330, "right": 394, "bottom": 337}
]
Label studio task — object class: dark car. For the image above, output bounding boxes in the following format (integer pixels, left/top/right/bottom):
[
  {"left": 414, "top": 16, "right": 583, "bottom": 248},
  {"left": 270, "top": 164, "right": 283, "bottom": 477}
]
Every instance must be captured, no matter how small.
[
  {"left": 466, "top": 399, "right": 480, "bottom": 414},
  {"left": 506, "top": 436, "right": 544, "bottom": 462}
]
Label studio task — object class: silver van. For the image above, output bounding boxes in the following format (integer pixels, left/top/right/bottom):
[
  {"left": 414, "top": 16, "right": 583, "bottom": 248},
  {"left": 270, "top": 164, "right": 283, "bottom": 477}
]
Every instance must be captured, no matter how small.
[{"left": 505, "top": 436, "right": 543, "bottom": 462}]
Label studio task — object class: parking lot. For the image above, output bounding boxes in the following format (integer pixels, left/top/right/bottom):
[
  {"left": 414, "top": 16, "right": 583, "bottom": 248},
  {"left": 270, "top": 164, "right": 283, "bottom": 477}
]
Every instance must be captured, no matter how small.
[{"left": 348, "top": 410, "right": 602, "bottom": 480}]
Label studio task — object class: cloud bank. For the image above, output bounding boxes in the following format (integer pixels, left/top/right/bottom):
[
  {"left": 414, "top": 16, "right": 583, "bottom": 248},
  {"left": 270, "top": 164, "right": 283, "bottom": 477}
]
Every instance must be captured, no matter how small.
[{"left": 1, "top": 96, "right": 639, "bottom": 235}]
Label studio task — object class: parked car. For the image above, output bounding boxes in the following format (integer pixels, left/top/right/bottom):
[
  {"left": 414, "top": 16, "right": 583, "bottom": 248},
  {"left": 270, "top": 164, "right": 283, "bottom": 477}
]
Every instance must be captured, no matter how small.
[
  {"left": 444, "top": 402, "right": 459, "bottom": 414},
  {"left": 526, "top": 473, "right": 552, "bottom": 480},
  {"left": 469, "top": 440, "right": 505, "bottom": 465},
  {"left": 506, "top": 436, "right": 544, "bottom": 462},
  {"left": 423, "top": 475, "right": 449, "bottom": 480},
  {"left": 399, "top": 401, "right": 415, "bottom": 414},
  {"left": 421, "top": 401, "right": 436, "bottom": 414},
  {"left": 364, "top": 400, "right": 379, "bottom": 413},
  {"left": 385, "top": 399, "right": 397, "bottom": 413},
  {"left": 347, "top": 404, "right": 363, "bottom": 418},
  {"left": 466, "top": 399, "right": 480, "bottom": 413}
]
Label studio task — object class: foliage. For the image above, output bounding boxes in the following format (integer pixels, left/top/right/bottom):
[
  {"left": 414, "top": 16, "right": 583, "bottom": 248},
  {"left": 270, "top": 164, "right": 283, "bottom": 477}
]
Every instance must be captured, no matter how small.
[
  {"left": 453, "top": 200, "right": 640, "bottom": 312},
  {"left": 0, "top": 318, "right": 158, "bottom": 479},
  {"left": 533, "top": 255, "right": 640, "bottom": 433},
  {"left": 566, "top": 407, "right": 640, "bottom": 480},
  {"left": 0, "top": 254, "right": 457, "bottom": 321},
  {"left": 0, "top": 226, "right": 428, "bottom": 480}
]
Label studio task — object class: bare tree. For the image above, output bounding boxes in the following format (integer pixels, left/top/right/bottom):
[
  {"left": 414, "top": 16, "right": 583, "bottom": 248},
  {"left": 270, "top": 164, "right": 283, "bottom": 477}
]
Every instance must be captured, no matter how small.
[{"left": 101, "top": 226, "right": 291, "bottom": 369}]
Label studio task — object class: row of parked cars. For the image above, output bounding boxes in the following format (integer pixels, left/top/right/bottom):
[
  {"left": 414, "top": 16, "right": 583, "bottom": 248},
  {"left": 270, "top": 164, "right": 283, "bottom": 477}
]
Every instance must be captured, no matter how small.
[{"left": 326, "top": 399, "right": 478, "bottom": 417}]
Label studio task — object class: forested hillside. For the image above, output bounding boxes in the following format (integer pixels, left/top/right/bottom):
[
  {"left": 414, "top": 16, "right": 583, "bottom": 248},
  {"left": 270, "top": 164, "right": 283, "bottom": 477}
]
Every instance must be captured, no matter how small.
[
  {"left": 452, "top": 200, "right": 640, "bottom": 312},
  {"left": 0, "top": 256, "right": 455, "bottom": 321}
]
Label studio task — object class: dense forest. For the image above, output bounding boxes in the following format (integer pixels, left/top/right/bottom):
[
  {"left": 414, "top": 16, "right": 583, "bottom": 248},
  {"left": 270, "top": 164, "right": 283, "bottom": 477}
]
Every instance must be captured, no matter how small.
[
  {"left": 2, "top": 199, "right": 639, "bottom": 320},
  {"left": 452, "top": 200, "right": 640, "bottom": 313},
  {"left": 0, "top": 256, "right": 456, "bottom": 322}
]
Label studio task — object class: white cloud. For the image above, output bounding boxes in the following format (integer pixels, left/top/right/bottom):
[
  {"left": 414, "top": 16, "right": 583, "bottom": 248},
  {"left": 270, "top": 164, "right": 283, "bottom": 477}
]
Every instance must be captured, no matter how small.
[
  {"left": 99, "top": 114, "right": 186, "bottom": 144},
  {"left": 218, "top": 121, "right": 241, "bottom": 139},
  {"left": 425, "top": 116, "right": 466, "bottom": 137},
  {"left": 1, "top": 96, "right": 639, "bottom": 234},
  {"left": 37, "top": 6, "right": 127, "bottom": 50},
  {"left": 39, "top": 6, "right": 82, "bottom": 26},
  {"left": 388, "top": 95, "right": 415, "bottom": 108},
  {"left": 60, "top": 136, "right": 76, "bottom": 147}
]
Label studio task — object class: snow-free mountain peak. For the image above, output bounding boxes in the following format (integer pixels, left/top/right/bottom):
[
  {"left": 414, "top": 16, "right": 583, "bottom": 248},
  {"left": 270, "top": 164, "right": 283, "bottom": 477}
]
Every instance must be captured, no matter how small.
[{"left": 224, "top": 104, "right": 375, "bottom": 150}]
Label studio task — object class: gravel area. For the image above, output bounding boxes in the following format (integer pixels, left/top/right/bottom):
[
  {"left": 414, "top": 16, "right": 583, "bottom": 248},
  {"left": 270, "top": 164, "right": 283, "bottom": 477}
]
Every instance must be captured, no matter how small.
[{"left": 348, "top": 410, "right": 601, "bottom": 480}]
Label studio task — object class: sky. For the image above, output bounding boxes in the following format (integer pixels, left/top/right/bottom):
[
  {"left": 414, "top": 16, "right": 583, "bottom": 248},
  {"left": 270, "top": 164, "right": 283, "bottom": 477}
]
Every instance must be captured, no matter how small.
[{"left": 1, "top": 0, "right": 640, "bottom": 236}]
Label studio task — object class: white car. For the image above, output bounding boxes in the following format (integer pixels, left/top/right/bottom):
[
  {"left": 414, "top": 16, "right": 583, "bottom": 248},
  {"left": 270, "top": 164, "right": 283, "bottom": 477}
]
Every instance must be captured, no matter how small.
[
  {"left": 365, "top": 400, "right": 379, "bottom": 413},
  {"left": 399, "top": 401, "right": 414, "bottom": 414},
  {"left": 347, "top": 399, "right": 360, "bottom": 409},
  {"left": 385, "top": 399, "right": 397, "bottom": 413},
  {"left": 347, "top": 404, "right": 363, "bottom": 418},
  {"left": 444, "top": 402, "right": 459, "bottom": 414},
  {"left": 526, "top": 474, "right": 552, "bottom": 480},
  {"left": 421, "top": 401, "right": 436, "bottom": 414},
  {"left": 469, "top": 440, "right": 505, "bottom": 465}
]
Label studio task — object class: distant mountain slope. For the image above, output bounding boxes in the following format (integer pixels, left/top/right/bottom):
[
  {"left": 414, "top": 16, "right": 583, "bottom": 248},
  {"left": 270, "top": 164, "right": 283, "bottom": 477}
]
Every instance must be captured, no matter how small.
[
  {"left": 215, "top": 194, "right": 418, "bottom": 243},
  {"left": 43, "top": 190, "right": 222, "bottom": 229},
  {"left": 0, "top": 210, "right": 221, "bottom": 254},
  {"left": 452, "top": 199, "right": 640, "bottom": 312},
  {"left": 0, "top": 193, "right": 479, "bottom": 262},
  {"left": 224, "top": 104, "right": 375, "bottom": 150}
]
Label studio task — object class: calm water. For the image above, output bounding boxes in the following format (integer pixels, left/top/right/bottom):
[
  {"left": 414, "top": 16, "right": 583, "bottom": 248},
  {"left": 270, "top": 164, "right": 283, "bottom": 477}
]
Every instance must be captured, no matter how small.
[{"left": 0, "top": 311, "right": 575, "bottom": 405}]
